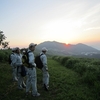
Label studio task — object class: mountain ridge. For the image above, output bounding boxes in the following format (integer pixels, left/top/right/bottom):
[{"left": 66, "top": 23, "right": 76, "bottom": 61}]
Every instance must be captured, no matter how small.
[{"left": 35, "top": 41, "right": 100, "bottom": 56}]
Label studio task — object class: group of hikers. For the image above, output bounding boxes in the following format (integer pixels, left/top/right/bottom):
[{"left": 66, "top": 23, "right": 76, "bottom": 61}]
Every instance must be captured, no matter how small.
[{"left": 9, "top": 43, "right": 49, "bottom": 97}]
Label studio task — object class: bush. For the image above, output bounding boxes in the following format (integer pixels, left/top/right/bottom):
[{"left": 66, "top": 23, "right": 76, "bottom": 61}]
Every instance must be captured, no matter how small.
[
  {"left": 73, "top": 62, "right": 87, "bottom": 76},
  {"left": 65, "top": 58, "right": 80, "bottom": 69},
  {"left": 91, "top": 59, "right": 100, "bottom": 65},
  {"left": 0, "top": 52, "right": 5, "bottom": 61},
  {"left": 60, "top": 57, "right": 70, "bottom": 66},
  {"left": 81, "top": 66, "right": 100, "bottom": 86},
  {"left": 0, "top": 49, "right": 11, "bottom": 62}
]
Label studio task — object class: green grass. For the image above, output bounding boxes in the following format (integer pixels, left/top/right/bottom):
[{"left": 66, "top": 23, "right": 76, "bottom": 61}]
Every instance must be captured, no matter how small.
[{"left": 0, "top": 59, "right": 100, "bottom": 100}]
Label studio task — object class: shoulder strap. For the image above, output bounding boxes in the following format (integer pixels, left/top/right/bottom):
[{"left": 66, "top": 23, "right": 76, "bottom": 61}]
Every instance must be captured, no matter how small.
[
  {"left": 40, "top": 53, "right": 43, "bottom": 56},
  {"left": 27, "top": 51, "right": 32, "bottom": 54},
  {"left": 26, "top": 51, "right": 31, "bottom": 57},
  {"left": 26, "top": 51, "right": 32, "bottom": 64}
]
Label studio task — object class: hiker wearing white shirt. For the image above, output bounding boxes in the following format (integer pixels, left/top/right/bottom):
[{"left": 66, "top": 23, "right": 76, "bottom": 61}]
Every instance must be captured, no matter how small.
[
  {"left": 26, "top": 43, "right": 40, "bottom": 97},
  {"left": 40, "top": 47, "right": 49, "bottom": 91},
  {"left": 15, "top": 47, "right": 26, "bottom": 89},
  {"left": 10, "top": 48, "right": 18, "bottom": 81}
]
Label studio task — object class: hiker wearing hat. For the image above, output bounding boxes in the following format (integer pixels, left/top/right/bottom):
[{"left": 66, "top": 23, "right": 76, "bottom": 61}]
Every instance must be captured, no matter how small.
[
  {"left": 40, "top": 47, "right": 49, "bottom": 91},
  {"left": 26, "top": 43, "right": 40, "bottom": 97},
  {"left": 10, "top": 48, "right": 18, "bottom": 81},
  {"left": 15, "top": 47, "right": 26, "bottom": 89}
]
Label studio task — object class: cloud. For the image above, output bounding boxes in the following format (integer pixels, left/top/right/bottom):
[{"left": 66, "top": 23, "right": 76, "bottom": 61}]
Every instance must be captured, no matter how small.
[{"left": 84, "top": 27, "right": 100, "bottom": 31}]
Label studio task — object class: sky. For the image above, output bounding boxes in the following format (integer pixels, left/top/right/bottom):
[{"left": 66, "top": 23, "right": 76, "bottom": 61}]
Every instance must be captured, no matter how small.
[{"left": 0, "top": 0, "right": 100, "bottom": 50}]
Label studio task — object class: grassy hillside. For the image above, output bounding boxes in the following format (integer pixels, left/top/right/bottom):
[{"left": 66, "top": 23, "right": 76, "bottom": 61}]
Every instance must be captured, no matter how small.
[{"left": 0, "top": 58, "right": 100, "bottom": 100}]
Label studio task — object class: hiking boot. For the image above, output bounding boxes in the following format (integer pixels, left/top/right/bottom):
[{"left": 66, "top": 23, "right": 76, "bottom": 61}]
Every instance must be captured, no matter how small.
[
  {"left": 32, "top": 92, "right": 40, "bottom": 97},
  {"left": 22, "top": 83, "right": 26, "bottom": 88},
  {"left": 44, "top": 84, "right": 49, "bottom": 91}
]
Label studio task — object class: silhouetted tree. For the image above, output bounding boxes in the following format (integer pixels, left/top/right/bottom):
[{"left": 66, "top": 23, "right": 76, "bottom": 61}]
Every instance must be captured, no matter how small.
[{"left": 0, "top": 30, "right": 9, "bottom": 48}]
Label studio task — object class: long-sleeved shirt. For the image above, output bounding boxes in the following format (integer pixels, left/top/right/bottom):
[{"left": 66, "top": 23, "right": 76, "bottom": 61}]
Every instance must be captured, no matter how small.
[
  {"left": 15, "top": 53, "right": 22, "bottom": 66},
  {"left": 27, "top": 49, "right": 36, "bottom": 67},
  {"left": 10, "top": 52, "right": 17, "bottom": 67},
  {"left": 40, "top": 52, "right": 48, "bottom": 70}
]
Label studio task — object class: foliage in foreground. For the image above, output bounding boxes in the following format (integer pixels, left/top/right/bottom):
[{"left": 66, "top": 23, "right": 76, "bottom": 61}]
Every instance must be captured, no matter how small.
[
  {"left": 52, "top": 56, "right": 100, "bottom": 89},
  {"left": 0, "top": 49, "right": 11, "bottom": 62},
  {"left": 0, "top": 58, "right": 100, "bottom": 100}
]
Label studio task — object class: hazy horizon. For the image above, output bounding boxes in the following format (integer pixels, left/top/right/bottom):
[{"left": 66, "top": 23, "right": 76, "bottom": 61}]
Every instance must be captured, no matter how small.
[
  {"left": 8, "top": 40, "right": 100, "bottom": 51},
  {"left": 0, "top": 0, "right": 100, "bottom": 50},
  {"left": 39, "top": 41, "right": 100, "bottom": 50}
]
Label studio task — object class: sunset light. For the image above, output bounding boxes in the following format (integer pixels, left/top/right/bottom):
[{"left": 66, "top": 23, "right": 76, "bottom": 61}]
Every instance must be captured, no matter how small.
[{"left": 0, "top": 0, "right": 100, "bottom": 50}]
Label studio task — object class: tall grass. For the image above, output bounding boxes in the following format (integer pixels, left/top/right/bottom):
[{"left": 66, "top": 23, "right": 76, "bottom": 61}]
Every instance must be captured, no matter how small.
[
  {"left": 1, "top": 53, "right": 100, "bottom": 99},
  {"left": 52, "top": 56, "right": 100, "bottom": 94}
]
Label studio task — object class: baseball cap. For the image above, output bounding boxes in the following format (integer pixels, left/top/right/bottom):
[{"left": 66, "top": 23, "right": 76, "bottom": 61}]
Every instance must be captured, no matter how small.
[
  {"left": 29, "top": 43, "right": 37, "bottom": 48},
  {"left": 15, "top": 47, "right": 20, "bottom": 50}
]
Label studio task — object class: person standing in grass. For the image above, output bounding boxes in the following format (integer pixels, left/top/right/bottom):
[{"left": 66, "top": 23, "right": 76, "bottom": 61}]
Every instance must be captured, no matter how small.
[
  {"left": 10, "top": 48, "right": 18, "bottom": 81},
  {"left": 40, "top": 47, "right": 49, "bottom": 91},
  {"left": 26, "top": 43, "right": 40, "bottom": 97},
  {"left": 15, "top": 47, "right": 26, "bottom": 89}
]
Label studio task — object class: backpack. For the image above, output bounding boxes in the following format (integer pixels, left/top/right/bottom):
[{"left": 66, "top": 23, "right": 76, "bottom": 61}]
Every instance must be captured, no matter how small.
[
  {"left": 35, "top": 54, "right": 43, "bottom": 69},
  {"left": 20, "top": 65, "right": 26, "bottom": 77},
  {"left": 8, "top": 53, "right": 14, "bottom": 64},
  {"left": 22, "top": 50, "right": 31, "bottom": 67}
]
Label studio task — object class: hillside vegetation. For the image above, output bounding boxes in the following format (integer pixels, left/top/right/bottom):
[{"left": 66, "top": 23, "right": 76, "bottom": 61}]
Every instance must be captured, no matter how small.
[
  {"left": 0, "top": 49, "right": 11, "bottom": 62},
  {"left": 36, "top": 41, "right": 100, "bottom": 57},
  {"left": 0, "top": 50, "right": 100, "bottom": 100},
  {"left": 52, "top": 56, "right": 100, "bottom": 99}
]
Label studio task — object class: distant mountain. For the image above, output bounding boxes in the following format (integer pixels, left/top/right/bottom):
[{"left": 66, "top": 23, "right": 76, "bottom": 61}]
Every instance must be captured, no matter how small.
[{"left": 35, "top": 41, "right": 100, "bottom": 56}]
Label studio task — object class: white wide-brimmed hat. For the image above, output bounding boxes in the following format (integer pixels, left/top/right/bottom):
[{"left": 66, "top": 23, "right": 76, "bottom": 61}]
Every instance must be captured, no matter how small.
[{"left": 42, "top": 47, "right": 48, "bottom": 52}]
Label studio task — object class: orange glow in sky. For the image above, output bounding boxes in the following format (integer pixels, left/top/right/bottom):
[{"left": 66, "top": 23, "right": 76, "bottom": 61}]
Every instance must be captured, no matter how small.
[{"left": 0, "top": 0, "right": 100, "bottom": 50}]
